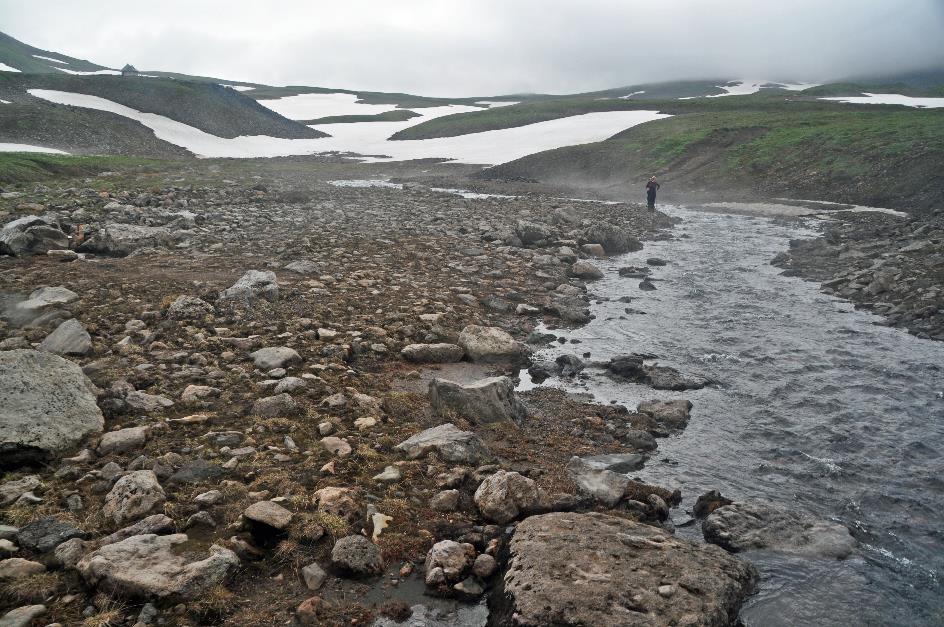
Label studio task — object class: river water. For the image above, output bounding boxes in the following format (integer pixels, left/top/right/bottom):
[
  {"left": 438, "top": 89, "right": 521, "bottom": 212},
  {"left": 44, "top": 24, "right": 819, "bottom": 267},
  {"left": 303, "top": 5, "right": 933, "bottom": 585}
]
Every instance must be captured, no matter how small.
[{"left": 523, "top": 205, "right": 944, "bottom": 626}]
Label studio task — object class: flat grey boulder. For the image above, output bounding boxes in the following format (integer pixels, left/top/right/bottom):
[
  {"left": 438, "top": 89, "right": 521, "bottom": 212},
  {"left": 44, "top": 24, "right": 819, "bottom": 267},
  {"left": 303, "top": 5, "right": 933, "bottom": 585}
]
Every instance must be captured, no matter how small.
[
  {"left": 249, "top": 346, "right": 301, "bottom": 370},
  {"left": 495, "top": 512, "right": 757, "bottom": 627},
  {"left": 97, "top": 426, "right": 148, "bottom": 455},
  {"left": 218, "top": 270, "right": 278, "bottom": 303},
  {"left": 251, "top": 393, "right": 299, "bottom": 418},
  {"left": 579, "top": 452, "right": 647, "bottom": 473},
  {"left": 0, "top": 349, "right": 104, "bottom": 467},
  {"left": 0, "top": 604, "right": 47, "bottom": 627},
  {"left": 78, "top": 224, "right": 172, "bottom": 257},
  {"left": 76, "top": 533, "right": 239, "bottom": 600},
  {"left": 125, "top": 390, "right": 174, "bottom": 412},
  {"left": 394, "top": 423, "right": 488, "bottom": 464},
  {"left": 16, "top": 516, "right": 86, "bottom": 553},
  {"left": 400, "top": 343, "right": 464, "bottom": 363},
  {"left": 39, "top": 318, "right": 92, "bottom": 355},
  {"left": 103, "top": 470, "right": 166, "bottom": 525},
  {"left": 703, "top": 501, "right": 856, "bottom": 559},
  {"left": 644, "top": 366, "right": 709, "bottom": 391},
  {"left": 457, "top": 325, "right": 529, "bottom": 364},
  {"left": 0, "top": 475, "right": 41, "bottom": 506},
  {"left": 0, "top": 216, "right": 67, "bottom": 257},
  {"left": 429, "top": 376, "right": 526, "bottom": 424},
  {"left": 284, "top": 260, "right": 319, "bottom": 274}
]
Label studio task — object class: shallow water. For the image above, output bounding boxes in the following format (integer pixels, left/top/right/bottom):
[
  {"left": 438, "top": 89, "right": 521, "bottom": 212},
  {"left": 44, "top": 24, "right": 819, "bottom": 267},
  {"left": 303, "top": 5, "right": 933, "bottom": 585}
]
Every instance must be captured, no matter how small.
[{"left": 526, "top": 205, "right": 944, "bottom": 626}]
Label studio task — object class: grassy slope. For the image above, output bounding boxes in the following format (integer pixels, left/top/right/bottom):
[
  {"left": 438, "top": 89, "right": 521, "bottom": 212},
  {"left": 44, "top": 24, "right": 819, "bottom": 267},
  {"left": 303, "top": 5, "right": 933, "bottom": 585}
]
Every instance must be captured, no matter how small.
[
  {"left": 0, "top": 153, "right": 174, "bottom": 185},
  {"left": 482, "top": 104, "right": 944, "bottom": 213},
  {"left": 392, "top": 80, "right": 944, "bottom": 140},
  {"left": 0, "top": 31, "right": 106, "bottom": 73},
  {"left": 0, "top": 73, "right": 325, "bottom": 140}
]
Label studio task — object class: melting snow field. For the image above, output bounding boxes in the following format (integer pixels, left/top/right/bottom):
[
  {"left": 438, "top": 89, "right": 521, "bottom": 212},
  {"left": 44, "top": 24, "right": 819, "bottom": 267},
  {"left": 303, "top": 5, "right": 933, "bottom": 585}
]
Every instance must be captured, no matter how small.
[
  {"left": 28, "top": 88, "right": 668, "bottom": 164},
  {"left": 32, "top": 54, "right": 67, "bottom": 64},
  {"left": 475, "top": 100, "right": 519, "bottom": 107},
  {"left": 0, "top": 142, "right": 69, "bottom": 154},
  {"left": 220, "top": 84, "right": 255, "bottom": 92},
  {"left": 708, "top": 79, "right": 820, "bottom": 97},
  {"left": 0, "top": 62, "right": 21, "bottom": 72},
  {"left": 820, "top": 93, "right": 944, "bottom": 109},
  {"left": 257, "top": 92, "right": 399, "bottom": 119},
  {"left": 54, "top": 67, "right": 121, "bottom": 76}
]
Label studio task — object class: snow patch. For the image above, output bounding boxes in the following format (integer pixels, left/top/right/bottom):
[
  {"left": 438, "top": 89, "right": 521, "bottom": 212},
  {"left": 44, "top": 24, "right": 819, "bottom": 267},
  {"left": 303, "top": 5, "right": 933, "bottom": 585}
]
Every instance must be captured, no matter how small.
[
  {"left": 33, "top": 54, "right": 68, "bottom": 64},
  {"left": 55, "top": 67, "right": 121, "bottom": 76},
  {"left": 0, "top": 62, "right": 21, "bottom": 72},
  {"left": 476, "top": 100, "right": 520, "bottom": 107},
  {"left": 705, "top": 80, "right": 821, "bottom": 98},
  {"left": 0, "top": 99, "right": 10, "bottom": 104},
  {"left": 27, "top": 88, "right": 668, "bottom": 165},
  {"left": 820, "top": 93, "right": 944, "bottom": 109},
  {"left": 0, "top": 143, "right": 69, "bottom": 154},
  {"left": 220, "top": 84, "right": 255, "bottom": 91},
  {"left": 620, "top": 91, "right": 645, "bottom": 99},
  {"left": 257, "top": 92, "right": 397, "bottom": 120}
]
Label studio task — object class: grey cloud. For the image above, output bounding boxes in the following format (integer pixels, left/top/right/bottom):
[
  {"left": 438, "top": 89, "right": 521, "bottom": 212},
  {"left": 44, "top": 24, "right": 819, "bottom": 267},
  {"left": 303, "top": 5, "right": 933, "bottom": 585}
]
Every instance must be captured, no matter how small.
[{"left": 1, "top": 0, "right": 941, "bottom": 96}]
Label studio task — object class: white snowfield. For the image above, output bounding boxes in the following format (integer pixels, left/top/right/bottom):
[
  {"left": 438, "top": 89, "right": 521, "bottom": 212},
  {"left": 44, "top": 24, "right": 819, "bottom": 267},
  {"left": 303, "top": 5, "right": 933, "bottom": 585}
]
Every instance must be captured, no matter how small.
[
  {"left": 708, "top": 79, "right": 820, "bottom": 97},
  {"left": 0, "top": 62, "right": 21, "bottom": 72},
  {"left": 0, "top": 143, "right": 69, "bottom": 154},
  {"left": 257, "top": 92, "right": 398, "bottom": 120},
  {"left": 55, "top": 67, "right": 121, "bottom": 76},
  {"left": 0, "top": 99, "right": 10, "bottom": 104},
  {"left": 820, "top": 93, "right": 944, "bottom": 109},
  {"left": 28, "top": 88, "right": 669, "bottom": 164},
  {"left": 220, "top": 84, "right": 255, "bottom": 91},
  {"left": 33, "top": 54, "right": 68, "bottom": 64},
  {"left": 475, "top": 100, "right": 520, "bottom": 107}
]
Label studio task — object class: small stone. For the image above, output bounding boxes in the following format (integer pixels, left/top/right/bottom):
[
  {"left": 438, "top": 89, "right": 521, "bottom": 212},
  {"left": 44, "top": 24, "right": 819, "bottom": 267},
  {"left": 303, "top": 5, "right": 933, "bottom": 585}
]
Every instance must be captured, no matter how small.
[
  {"left": 103, "top": 470, "right": 166, "bottom": 525},
  {"left": 301, "top": 563, "right": 327, "bottom": 590},
  {"left": 296, "top": 596, "right": 321, "bottom": 625},
  {"left": 658, "top": 584, "right": 676, "bottom": 597},
  {"left": 472, "top": 553, "right": 497, "bottom": 578},
  {"left": 0, "top": 557, "right": 45, "bottom": 579},
  {"left": 194, "top": 490, "right": 224, "bottom": 506},
  {"left": 373, "top": 466, "right": 402, "bottom": 482},
  {"left": 97, "top": 426, "right": 148, "bottom": 455},
  {"left": 330, "top": 535, "right": 383, "bottom": 576},
  {"left": 430, "top": 490, "right": 460, "bottom": 512},
  {"left": 243, "top": 501, "right": 293, "bottom": 531},
  {"left": 321, "top": 437, "right": 352, "bottom": 457}
]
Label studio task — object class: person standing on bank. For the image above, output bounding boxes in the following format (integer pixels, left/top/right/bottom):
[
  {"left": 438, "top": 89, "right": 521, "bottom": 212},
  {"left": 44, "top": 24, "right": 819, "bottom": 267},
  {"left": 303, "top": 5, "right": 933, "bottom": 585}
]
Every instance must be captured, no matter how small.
[{"left": 645, "top": 176, "right": 660, "bottom": 210}]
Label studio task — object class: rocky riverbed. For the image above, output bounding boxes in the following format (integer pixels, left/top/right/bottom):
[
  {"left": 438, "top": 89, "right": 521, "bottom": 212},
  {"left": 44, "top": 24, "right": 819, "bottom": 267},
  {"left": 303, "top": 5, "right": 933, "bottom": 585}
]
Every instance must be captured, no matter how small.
[
  {"left": 0, "top": 157, "right": 896, "bottom": 626},
  {"left": 772, "top": 209, "right": 944, "bottom": 341}
]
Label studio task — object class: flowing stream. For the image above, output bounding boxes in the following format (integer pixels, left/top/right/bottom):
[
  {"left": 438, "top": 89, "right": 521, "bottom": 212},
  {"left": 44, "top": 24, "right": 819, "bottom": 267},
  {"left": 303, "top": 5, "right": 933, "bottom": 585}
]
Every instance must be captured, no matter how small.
[{"left": 524, "top": 205, "right": 944, "bottom": 626}]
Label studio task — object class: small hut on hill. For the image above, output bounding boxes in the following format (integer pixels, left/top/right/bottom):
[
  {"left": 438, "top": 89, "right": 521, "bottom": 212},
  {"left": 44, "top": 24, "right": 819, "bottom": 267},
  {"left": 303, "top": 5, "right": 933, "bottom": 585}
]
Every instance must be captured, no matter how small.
[{"left": 121, "top": 64, "right": 139, "bottom": 77}]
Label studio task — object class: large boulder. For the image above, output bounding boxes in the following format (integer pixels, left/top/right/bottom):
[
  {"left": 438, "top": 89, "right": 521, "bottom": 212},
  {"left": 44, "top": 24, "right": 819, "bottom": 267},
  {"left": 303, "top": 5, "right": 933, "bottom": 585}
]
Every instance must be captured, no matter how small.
[
  {"left": 103, "top": 470, "right": 166, "bottom": 525},
  {"left": 0, "top": 216, "right": 68, "bottom": 256},
  {"left": 0, "top": 349, "right": 104, "bottom": 467},
  {"left": 76, "top": 533, "right": 238, "bottom": 600},
  {"left": 473, "top": 471, "right": 542, "bottom": 524},
  {"left": 400, "top": 343, "right": 464, "bottom": 364},
  {"left": 428, "top": 376, "right": 526, "bottom": 424},
  {"left": 38, "top": 318, "right": 92, "bottom": 355},
  {"left": 77, "top": 224, "right": 172, "bottom": 256},
  {"left": 703, "top": 501, "right": 856, "bottom": 559},
  {"left": 515, "top": 220, "right": 555, "bottom": 245},
  {"left": 218, "top": 270, "right": 278, "bottom": 304},
  {"left": 394, "top": 423, "right": 488, "bottom": 464},
  {"left": 457, "top": 325, "right": 529, "bottom": 364},
  {"left": 569, "top": 260, "right": 604, "bottom": 280},
  {"left": 495, "top": 512, "right": 757, "bottom": 627}
]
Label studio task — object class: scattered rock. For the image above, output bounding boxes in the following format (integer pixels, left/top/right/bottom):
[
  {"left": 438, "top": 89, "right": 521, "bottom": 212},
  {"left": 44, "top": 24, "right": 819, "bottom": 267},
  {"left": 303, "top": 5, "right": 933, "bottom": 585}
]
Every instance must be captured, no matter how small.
[
  {"left": 693, "top": 490, "right": 733, "bottom": 519},
  {"left": 166, "top": 295, "right": 214, "bottom": 320},
  {"left": 565, "top": 456, "right": 631, "bottom": 506},
  {"left": 569, "top": 260, "right": 604, "bottom": 280},
  {"left": 302, "top": 562, "right": 327, "bottom": 590},
  {"left": 637, "top": 399, "right": 693, "bottom": 430},
  {"left": 424, "top": 540, "right": 476, "bottom": 585},
  {"left": 0, "top": 476, "right": 41, "bottom": 506},
  {"left": 0, "top": 557, "right": 45, "bottom": 580},
  {"left": 251, "top": 393, "right": 299, "bottom": 417},
  {"left": 78, "top": 224, "right": 172, "bottom": 256},
  {"left": 0, "top": 604, "right": 47, "bottom": 627},
  {"left": 249, "top": 346, "right": 301, "bottom": 370},
  {"left": 430, "top": 490, "right": 460, "bottom": 512},
  {"left": 97, "top": 426, "right": 148, "bottom": 455},
  {"left": 243, "top": 501, "right": 294, "bottom": 531}
]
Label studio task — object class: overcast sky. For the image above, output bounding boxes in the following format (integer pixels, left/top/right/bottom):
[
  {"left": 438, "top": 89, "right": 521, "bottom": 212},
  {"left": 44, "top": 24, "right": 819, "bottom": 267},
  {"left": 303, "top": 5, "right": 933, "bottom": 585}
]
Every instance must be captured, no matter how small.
[{"left": 3, "top": 0, "right": 942, "bottom": 96}]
